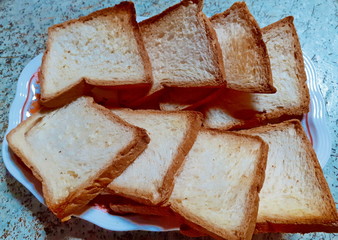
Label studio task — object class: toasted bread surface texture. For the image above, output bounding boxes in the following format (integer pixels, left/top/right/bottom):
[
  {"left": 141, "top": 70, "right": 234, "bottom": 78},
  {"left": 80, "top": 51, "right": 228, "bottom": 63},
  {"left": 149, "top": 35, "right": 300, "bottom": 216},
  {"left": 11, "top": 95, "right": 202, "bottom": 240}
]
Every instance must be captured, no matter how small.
[
  {"left": 210, "top": 2, "right": 275, "bottom": 93},
  {"left": 40, "top": 2, "right": 152, "bottom": 107},
  {"left": 107, "top": 109, "right": 203, "bottom": 205},
  {"left": 168, "top": 129, "right": 268, "bottom": 240},
  {"left": 138, "top": 0, "right": 225, "bottom": 97},
  {"left": 6, "top": 97, "right": 149, "bottom": 220},
  {"left": 241, "top": 120, "right": 338, "bottom": 233},
  {"left": 202, "top": 17, "right": 310, "bottom": 130}
]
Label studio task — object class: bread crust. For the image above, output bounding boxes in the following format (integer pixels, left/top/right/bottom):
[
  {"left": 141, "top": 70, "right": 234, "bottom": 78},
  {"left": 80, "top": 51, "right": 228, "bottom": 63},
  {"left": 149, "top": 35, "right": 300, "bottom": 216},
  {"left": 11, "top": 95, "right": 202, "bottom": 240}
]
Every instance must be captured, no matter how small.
[
  {"left": 40, "top": 2, "right": 152, "bottom": 108},
  {"left": 7, "top": 97, "right": 150, "bottom": 221},
  {"left": 210, "top": 2, "right": 275, "bottom": 93},
  {"left": 241, "top": 120, "right": 338, "bottom": 233},
  {"left": 255, "top": 221, "right": 338, "bottom": 234},
  {"left": 159, "top": 111, "right": 204, "bottom": 204},
  {"left": 168, "top": 129, "right": 268, "bottom": 240},
  {"left": 106, "top": 109, "right": 203, "bottom": 206},
  {"left": 7, "top": 112, "right": 48, "bottom": 185},
  {"left": 139, "top": 0, "right": 203, "bottom": 29}
]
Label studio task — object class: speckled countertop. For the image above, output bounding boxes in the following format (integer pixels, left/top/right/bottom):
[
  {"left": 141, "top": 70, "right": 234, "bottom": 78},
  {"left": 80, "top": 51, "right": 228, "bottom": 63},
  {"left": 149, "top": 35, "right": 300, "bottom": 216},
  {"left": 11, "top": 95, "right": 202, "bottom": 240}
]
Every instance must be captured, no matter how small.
[{"left": 0, "top": 0, "right": 337, "bottom": 239}]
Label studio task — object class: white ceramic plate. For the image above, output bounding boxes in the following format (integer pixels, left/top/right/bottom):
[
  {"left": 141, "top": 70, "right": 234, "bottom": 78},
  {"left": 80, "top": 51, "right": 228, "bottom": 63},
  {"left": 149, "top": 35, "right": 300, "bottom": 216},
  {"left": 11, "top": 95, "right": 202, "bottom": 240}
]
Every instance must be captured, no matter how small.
[{"left": 2, "top": 52, "right": 331, "bottom": 232}]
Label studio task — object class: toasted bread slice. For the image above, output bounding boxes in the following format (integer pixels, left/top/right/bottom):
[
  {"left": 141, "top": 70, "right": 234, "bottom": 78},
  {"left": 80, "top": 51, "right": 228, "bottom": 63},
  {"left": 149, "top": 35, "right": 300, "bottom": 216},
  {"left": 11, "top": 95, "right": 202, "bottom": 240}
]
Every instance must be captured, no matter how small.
[
  {"left": 201, "top": 16, "right": 310, "bottom": 130},
  {"left": 6, "top": 97, "right": 149, "bottom": 221},
  {"left": 106, "top": 109, "right": 203, "bottom": 205},
  {"left": 240, "top": 120, "right": 338, "bottom": 233},
  {"left": 123, "top": 0, "right": 226, "bottom": 107},
  {"left": 168, "top": 129, "right": 268, "bottom": 240},
  {"left": 210, "top": 2, "right": 275, "bottom": 93},
  {"left": 40, "top": 2, "right": 152, "bottom": 107}
]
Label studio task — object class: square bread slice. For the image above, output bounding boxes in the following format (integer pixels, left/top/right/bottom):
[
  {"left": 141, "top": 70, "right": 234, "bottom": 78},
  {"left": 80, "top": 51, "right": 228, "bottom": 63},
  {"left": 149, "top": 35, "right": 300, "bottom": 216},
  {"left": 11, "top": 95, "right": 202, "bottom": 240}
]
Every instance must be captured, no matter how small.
[
  {"left": 167, "top": 129, "right": 268, "bottom": 240},
  {"left": 106, "top": 109, "right": 203, "bottom": 205},
  {"left": 200, "top": 16, "right": 310, "bottom": 130},
  {"left": 40, "top": 2, "right": 152, "bottom": 107},
  {"left": 122, "top": 0, "right": 226, "bottom": 106},
  {"left": 6, "top": 97, "right": 149, "bottom": 221},
  {"left": 240, "top": 120, "right": 338, "bottom": 233},
  {"left": 210, "top": 2, "right": 275, "bottom": 93}
]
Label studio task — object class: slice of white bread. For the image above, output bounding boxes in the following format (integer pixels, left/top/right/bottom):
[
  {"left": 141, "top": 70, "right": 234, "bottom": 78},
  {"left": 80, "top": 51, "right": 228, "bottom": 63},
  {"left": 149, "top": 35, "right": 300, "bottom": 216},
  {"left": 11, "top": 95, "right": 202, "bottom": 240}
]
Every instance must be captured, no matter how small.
[
  {"left": 240, "top": 120, "right": 338, "bottom": 233},
  {"left": 201, "top": 16, "right": 310, "bottom": 130},
  {"left": 210, "top": 2, "right": 275, "bottom": 93},
  {"left": 6, "top": 97, "right": 149, "bottom": 221},
  {"left": 40, "top": 2, "right": 152, "bottom": 107},
  {"left": 123, "top": 0, "right": 226, "bottom": 106},
  {"left": 106, "top": 109, "right": 203, "bottom": 205},
  {"left": 167, "top": 129, "right": 268, "bottom": 240}
]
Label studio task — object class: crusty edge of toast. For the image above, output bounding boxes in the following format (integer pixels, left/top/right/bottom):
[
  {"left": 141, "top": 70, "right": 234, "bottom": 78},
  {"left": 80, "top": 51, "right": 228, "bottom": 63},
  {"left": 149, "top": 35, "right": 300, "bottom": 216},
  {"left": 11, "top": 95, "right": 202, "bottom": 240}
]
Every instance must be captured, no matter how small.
[
  {"left": 240, "top": 119, "right": 338, "bottom": 233},
  {"left": 7, "top": 97, "right": 150, "bottom": 221},
  {"left": 139, "top": 0, "right": 203, "bottom": 29},
  {"left": 106, "top": 109, "right": 203, "bottom": 205},
  {"left": 6, "top": 112, "right": 48, "bottom": 184},
  {"left": 40, "top": 2, "right": 152, "bottom": 108},
  {"left": 159, "top": 111, "right": 204, "bottom": 203},
  {"left": 168, "top": 129, "right": 268, "bottom": 240},
  {"left": 210, "top": 2, "right": 275, "bottom": 93}
]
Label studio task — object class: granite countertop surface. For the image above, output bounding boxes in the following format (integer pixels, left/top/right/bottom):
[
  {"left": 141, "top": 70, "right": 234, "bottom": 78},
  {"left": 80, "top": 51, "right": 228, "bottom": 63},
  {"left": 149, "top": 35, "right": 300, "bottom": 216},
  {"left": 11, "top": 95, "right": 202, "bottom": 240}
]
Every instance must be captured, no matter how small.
[{"left": 0, "top": 0, "right": 337, "bottom": 239}]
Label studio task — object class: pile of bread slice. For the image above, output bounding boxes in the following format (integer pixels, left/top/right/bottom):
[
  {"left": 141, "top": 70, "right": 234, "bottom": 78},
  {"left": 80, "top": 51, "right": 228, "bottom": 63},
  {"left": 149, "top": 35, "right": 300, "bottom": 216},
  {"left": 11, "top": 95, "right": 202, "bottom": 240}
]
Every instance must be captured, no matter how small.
[{"left": 7, "top": 0, "right": 337, "bottom": 239}]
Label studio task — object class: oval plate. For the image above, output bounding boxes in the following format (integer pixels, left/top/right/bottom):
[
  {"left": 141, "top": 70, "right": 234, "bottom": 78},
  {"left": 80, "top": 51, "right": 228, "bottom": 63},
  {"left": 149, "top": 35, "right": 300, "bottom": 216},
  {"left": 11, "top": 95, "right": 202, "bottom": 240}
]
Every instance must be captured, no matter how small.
[{"left": 2, "top": 52, "right": 331, "bottom": 231}]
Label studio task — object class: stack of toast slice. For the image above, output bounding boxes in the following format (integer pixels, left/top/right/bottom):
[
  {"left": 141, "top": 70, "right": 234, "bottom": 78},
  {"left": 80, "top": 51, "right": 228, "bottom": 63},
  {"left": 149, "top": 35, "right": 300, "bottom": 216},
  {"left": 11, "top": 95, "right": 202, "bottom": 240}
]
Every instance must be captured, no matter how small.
[
  {"left": 6, "top": 0, "right": 337, "bottom": 239},
  {"left": 200, "top": 16, "right": 310, "bottom": 130},
  {"left": 209, "top": 1, "right": 275, "bottom": 93},
  {"left": 106, "top": 109, "right": 203, "bottom": 205},
  {"left": 109, "top": 120, "right": 338, "bottom": 236},
  {"left": 241, "top": 120, "right": 338, "bottom": 233},
  {"left": 159, "top": 1, "right": 276, "bottom": 111},
  {"left": 6, "top": 97, "right": 150, "bottom": 220}
]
